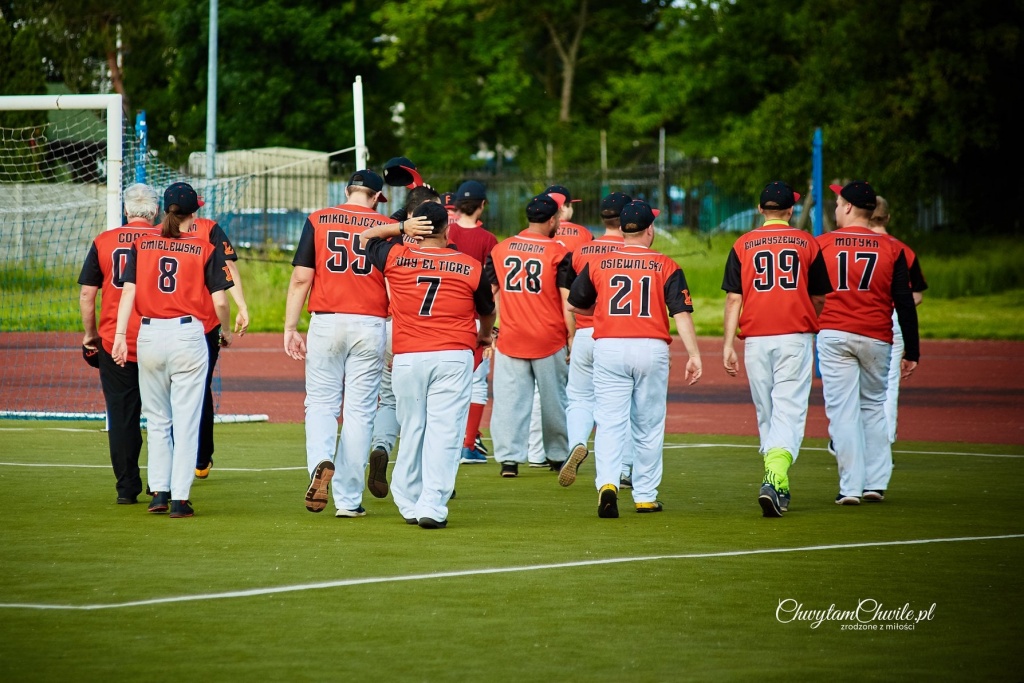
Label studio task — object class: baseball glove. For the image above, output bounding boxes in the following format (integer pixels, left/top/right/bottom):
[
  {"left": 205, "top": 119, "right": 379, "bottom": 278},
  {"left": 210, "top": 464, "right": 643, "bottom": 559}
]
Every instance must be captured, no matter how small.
[{"left": 82, "top": 344, "right": 100, "bottom": 369}]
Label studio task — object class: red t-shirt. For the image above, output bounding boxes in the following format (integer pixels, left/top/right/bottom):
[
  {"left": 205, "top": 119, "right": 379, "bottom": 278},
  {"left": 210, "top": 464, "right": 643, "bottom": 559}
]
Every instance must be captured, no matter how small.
[
  {"left": 816, "top": 226, "right": 907, "bottom": 343},
  {"left": 77, "top": 220, "right": 161, "bottom": 361},
  {"left": 448, "top": 221, "right": 498, "bottom": 266},
  {"left": 485, "top": 230, "right": 572, "bottom": 359},
  {"left": 379, "top": 244, "right": 495, "bottom": 355},
  {"left": 124, "top": 235, "right": 232, "bottom": 321},
  {"left": 567, "top": 245, "right": 693, "bottom": 344},
  {"left": 570, "top": 235, "right": 625, "bottom": 330},
  {"left": 721, "top": 221, "right": 833, "bottom": 337},
  {"left": 291, "top": 203, "right": 393, "bottom": 317},
  {"left": 555, "top": 221, "right": 593, "bottom": 253}
]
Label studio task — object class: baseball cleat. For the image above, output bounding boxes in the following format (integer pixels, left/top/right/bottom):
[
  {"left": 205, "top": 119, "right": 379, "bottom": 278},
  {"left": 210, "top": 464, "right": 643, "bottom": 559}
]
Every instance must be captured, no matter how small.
[
  {"left": 598, "top": 484, "right": 619, "bottom": 519},
  {"left": 835, "top": 494, "right": 860, "bottom": 505},
  {"left": 368, "top": 447, "right": 390, "bottom": 498},
  {"left": 527, "top": 461, "right": 548, "bottom": 468},
  {"left": 827, "top": 440, "right": 837, "bottom": 456},
  {"left": 418, "top": 517, "right": 448, "bottom": 529},
  {"left": 635, "top": 501, "right": 663, "bottom": 513},
  {"left": 404, "top": 517, "right": 419, "bottom": 525},
  {"left": 335, "top": 506, "right": 366, "bottom": 518},
  {"left": 169, "top": 500, "right": 195, "bottom": 518},
  {"left": 460, "top": 446, "right": 487, "bottom": 464},
  {"left": 758, "top": 483, "right": 784, "bottom": 518},
  {"left": 546, "top": 458, "right": 566, "bottom": 473},
  {"left": 305, "top": 459, "right": 335, "bottom": 513},
  {"left": 195, "top": 462, "right": 212, "bottom": 479},
  {"left": 779, "top": 491, "right": 791, "bottom": 513},
  {"left": 473, "top": 434, "right": 489, "bottom": 457},
  {"left": 500, "top": 462, "right": 519, "bottom": 478},
  {"left": 619, "top": 475, "right": 633, "bottom": 490},
  {"left": 148, "top": 491, "right": 170, "bottom": 514},
  {"left": 558, "top": 444, "right": 589, "bottom": 487},
  {"left": 116, "top": 496, "right": 138, "bottom": 505},
  {"left": 863, "top": 490, "right": 886, "bottom": 502}
]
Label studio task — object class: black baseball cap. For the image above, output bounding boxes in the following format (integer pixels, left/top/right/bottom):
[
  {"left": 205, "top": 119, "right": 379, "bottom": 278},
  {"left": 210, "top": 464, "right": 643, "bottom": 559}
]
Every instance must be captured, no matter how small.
[
  {"left": 349, "top": 170, "right": 388, "bottom": 203},
  {"left": 600, "top": 191, "right": 632, "bottom": 218},
  {"left": 163, "top": 182, "right": 203, "bottom": 215},
  {"left": 413, "top": 201, "right": 450, "bottom": 235},
  {"left": 759, "top": 181, "right": 801, "bottom": 210},
  {"left": 525, "top": 192, "right": 566, "bottom": 223},
  {"left": 620, "top": 200, "right": 660, "bottom": 233},
  {"left": 457, "top": 180, "right": 487, "bottom": 201},
  {"left": 441, "top": 191, "right": 457, "bottom": 209},
  {"left": 830, "top": 180, "right": 876, "bottom": 211},
  {"left": 544, "top": 184, "right": 581, "bottom": 203},
  {"left": 383, "top": 157, "right": 423, "bottom": 188}
]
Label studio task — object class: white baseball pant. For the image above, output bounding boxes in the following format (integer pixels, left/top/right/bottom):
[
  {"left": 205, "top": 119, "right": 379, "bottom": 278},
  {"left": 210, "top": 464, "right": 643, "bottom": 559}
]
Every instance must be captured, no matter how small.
[
  {"left": 592, "top": 338, "right": 669, "bottom": 504},
  {"left": 527, "top": 387, "right": 546, "bottom": 464},
  {"left": 304, "top": 312, "right": 385, "bottom": 511},
  {"left": 817, "top": 329, "right": 893, "bottom": 496},
  {"left": 136, "top": 317, "right": 208, "bottom": 501},
  {"left": 391, "top": 350, "right": 473, "bottom": 522},
  {"left": 885, "top": 311, "right": 902, "bottom": 444},
  {"left": 371, "top": 319, "right": 400, "bottom": 454},
  {"left": 491, "top": 347, "right": 569, "bottom": 465},
  {"left": 743, "top": 333, "right": 814, "bottom": 462}
]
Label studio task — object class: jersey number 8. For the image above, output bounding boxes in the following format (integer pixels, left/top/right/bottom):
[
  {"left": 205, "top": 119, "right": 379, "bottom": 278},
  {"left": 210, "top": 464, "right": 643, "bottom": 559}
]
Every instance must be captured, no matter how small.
[
  {"left": 503, "top": 257, "right": 542, "bottom": 293},
  {"left": 158, "top": 256, "right": 179, "bottom": 293}
]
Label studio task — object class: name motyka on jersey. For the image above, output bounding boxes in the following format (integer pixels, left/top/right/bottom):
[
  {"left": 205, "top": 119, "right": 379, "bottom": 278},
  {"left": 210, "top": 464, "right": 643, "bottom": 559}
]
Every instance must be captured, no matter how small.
[
  {"left": 394, "top": 256, "right": 474, "bottom": 276},
  {"left": 744, "top": 235, "right": 811, "bottom": 249},
  {"left": 834, "top": 237, "right": 880, "bottom": 247},
  {"left": 138, "top": 239, "right": 204, "bottom": 255},
  {"left": 317, "top": 213, "right": 381, "bottom": 227},
  {"left": 599, "top": 257, "right": 665, "bottom": 271}
]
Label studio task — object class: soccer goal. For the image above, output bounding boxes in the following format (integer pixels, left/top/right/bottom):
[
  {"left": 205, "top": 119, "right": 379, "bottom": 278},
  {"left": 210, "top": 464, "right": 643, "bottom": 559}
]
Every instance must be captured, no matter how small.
[{"left": 0, "top": 94, "right": 265, "bottom": 423}]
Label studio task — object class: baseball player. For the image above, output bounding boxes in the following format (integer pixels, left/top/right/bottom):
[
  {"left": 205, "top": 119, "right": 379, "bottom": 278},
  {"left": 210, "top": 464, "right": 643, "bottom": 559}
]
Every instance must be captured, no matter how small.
[
  {"left": 867, "top": 196, "right": 927, "bottom": 444},
  {"left": 817, "top": 181, "right": 920, "bottom": 505},
  {"left": 111, "top": 182, "right": 233, "bottom": 518},
  {"left": 547, "top": 184, "right": 593, "bottom": 253},
  {"left": 568, "top": 200, "right": 702, "bottom": 518},
  {"left": 447, "top": 180, "right": 499, "bottom": 464},
  {"left": 720, "top": 181, "right": 833, "bottom": 517},
  {"left": 184, "top": 214, "right": 249, "bottom": 479},
  {"left": 285, "top": 170, "right": 431, "bottom": 517},
  {"left": 77, "top": 183, "right": 162, "bottom": 504},
  {"left": 484, "top": 192, "right": 575, "bottom": 477},
  {"left": 559, "top": 191, "right": 631, "bottom": 488},
  {"left": 364, "top": 201, "right": 496, "bottom": 528}
]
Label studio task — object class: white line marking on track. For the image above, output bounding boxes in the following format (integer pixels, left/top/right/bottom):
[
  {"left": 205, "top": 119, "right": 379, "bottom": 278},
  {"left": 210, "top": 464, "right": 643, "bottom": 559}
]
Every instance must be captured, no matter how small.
[{"left": 0, "top": 533, "right": 1019, "bottom": 611}]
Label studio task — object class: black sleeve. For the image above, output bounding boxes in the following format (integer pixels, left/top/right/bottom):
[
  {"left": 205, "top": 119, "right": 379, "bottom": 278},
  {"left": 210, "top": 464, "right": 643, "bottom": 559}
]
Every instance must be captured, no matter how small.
[
  {"left": 122, "top": 245, "right": 138, "bottom": 284},
  {"left": 291, "top": 219, "right": 317, "bottom": 268},
  {"left": 205, "top": 245, "right": 234, "bottom": 294},
  {"left": 807, "top": 250, "right": 834, "bottom": 296},
  {"left": 208, "top": 222, "right": 239, "bottom": 261},
  {"left": 908, "top": 256, "right": 928, "bottom": 293},
  {"left": 484, "top": 255, "right": 498, "bottom": 287},
  {"left": 473, "top": 273, "right": 496, "bottom": 316},
  {"left": 567, "top": 264, "right": 597, "bottom": 310},
  {"left": 389, "top": 208, "right": 408, "bottom": 222},
  {"left": 665, "top": 267, "right": 694, "bottom": 315},
  {"left": 555, "top": 253, "right": 576, "bottom": 289},
  {"left": 721, "top": 248, "right": 742, "bottom": 294},
  {"left": 891, "top": 252, "right": 920, "bottom": 362},
  {"left": 77, "top": 243, "right": 103, "bottom": 286},
  {"left": 363, "top": 237, "right": 396, "bottom": 272}
]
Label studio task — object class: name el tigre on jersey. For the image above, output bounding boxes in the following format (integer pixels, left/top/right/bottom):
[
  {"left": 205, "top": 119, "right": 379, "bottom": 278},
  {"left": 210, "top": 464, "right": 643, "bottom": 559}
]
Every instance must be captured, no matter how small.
[
  {"left": 567, "top": 245, "right": 693, "bottom": 344},
  {"left": 568, "top": 235, "right": 624, "bottom": 329},
  {"left": 124, "top": 235, "right": 232, "bottom": 321},
  {"left": 484, "top": 230, "right": 573, "bottom": 359},
  {"left": 292, "top": 204, "right": 393, "bottom": 317},
  {"left": 721, "top": 223, "right": 833, "bottom": 337},
  {"left": 77, "top": 219, "right": 161, "bottom": 360}
]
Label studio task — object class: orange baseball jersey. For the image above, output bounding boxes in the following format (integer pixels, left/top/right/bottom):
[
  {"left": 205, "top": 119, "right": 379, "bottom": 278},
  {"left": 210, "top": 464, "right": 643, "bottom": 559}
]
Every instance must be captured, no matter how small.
[
  {"left": 816, "top": 226, "right": 911, "bottom": 343},
  {"left": 77, "top": 219, "right": 161, "bottom": 361},
  {"left": 123, "top": 234, "right": 233, "bottom": 320},
  {"left": 554, "top": 220, "right": 593, "bottom": 253},
  {"left": 721, "top": 220, "right": 833, "bottom": 337},
  {"left": 182, "top": 217, "right": 238, "bottom": 332},
  {"left": 484, "top": 230, "right": 574, "bottom": 359},
  {"left": 569, "top": 235, "right": 625, "bottom": 330},
  {"left": 364, "top": 240, "right": 495, "bottom": 355},
  {"left": 291, "top": 204, "right": 393, "bottom": 316},
  {"left": 567, "top": 245, "right": 693, "bottom": 344}
]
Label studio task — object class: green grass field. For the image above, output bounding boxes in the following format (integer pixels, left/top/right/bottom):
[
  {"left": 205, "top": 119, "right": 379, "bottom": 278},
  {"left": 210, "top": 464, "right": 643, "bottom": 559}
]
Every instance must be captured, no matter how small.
[{"left": 0, "top": 421, "right": 1020, "bottom": 680}]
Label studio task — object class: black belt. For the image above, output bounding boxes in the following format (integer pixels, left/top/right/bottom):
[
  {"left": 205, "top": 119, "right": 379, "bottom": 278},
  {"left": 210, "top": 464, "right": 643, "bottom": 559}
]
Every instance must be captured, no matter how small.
[
  {"left": 141, "top": 316, "right": 193, "bottom": 325},
  {"left": 310, "top": 311, "right": 339, "bottom": 315}
]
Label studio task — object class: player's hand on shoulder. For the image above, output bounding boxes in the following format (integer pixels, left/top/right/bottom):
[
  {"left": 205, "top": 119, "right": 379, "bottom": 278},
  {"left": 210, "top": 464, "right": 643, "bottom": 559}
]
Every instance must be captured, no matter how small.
[{"left": 284, "top": 330, "right": 306, "bottom": 360}]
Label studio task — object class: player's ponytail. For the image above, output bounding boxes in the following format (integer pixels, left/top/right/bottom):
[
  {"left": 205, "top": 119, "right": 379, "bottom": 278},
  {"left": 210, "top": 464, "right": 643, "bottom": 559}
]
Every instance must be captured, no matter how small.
[{"left": 161, "top": 205, "right": 188, "bottom": 239}]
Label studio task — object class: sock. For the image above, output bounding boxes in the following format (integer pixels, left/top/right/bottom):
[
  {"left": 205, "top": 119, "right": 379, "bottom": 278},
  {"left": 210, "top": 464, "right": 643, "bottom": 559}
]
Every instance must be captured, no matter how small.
[
  {"left": 763, "top": 448, "right": 793, "bottom": 494},
  {"left": 463, "top": 402, "right": 486, "bottom": 449}
]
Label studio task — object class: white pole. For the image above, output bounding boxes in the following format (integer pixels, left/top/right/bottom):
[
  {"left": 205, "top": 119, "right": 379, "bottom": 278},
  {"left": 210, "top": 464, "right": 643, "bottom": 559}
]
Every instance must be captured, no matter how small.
[
  {"left": 353, "top": 76, "right": 366, "bottom": 169},
  {"left": 206, "top": 0, "right": 218, "bottom": 181}
]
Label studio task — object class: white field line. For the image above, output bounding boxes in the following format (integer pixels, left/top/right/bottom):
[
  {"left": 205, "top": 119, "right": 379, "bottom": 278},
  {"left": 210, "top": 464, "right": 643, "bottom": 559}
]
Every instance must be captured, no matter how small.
[
  {"left": 0, "top": 462, "right": 305, "bottom": 471},
  {"left": 662, "top": 443, "right": 1024, "bottom": 458},
  {"left": 1, "top": 533, "right": 1020, "bottom": 611}
]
